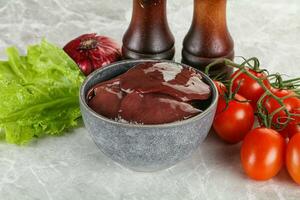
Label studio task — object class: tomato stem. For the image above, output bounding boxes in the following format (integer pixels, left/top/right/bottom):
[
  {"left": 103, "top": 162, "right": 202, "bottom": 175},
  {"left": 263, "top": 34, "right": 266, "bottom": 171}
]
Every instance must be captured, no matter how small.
[
  {"left": 256, "top": 92, "right": 271, "bottom": 127},
  {"left": 206, "top": 57, "right": 296, "bottom": 130},
  {"left": 271, "top": 75, "right": 300, "bottom": 89},
  {"left": 228, "top": 69, "right": 243, "bottom": 99}
]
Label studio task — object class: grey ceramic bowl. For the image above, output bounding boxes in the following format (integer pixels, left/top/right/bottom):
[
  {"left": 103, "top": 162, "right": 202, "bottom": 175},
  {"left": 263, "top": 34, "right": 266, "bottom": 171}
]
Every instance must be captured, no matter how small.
[{"left": 79, "top": 60, "right": 218, "bottom": 172}]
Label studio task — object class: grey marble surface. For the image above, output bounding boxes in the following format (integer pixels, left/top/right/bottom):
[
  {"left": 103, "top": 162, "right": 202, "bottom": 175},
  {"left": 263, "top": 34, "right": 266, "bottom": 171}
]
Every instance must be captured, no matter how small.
[{"left": 0, "top": 0, "right": 300, "bottom": 199}]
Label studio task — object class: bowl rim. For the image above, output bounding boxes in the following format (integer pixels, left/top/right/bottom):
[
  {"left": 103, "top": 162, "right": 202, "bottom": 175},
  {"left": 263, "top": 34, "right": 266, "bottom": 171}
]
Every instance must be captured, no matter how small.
[{"left": 79, "top": 59, "right": 219, "bottom": 128}]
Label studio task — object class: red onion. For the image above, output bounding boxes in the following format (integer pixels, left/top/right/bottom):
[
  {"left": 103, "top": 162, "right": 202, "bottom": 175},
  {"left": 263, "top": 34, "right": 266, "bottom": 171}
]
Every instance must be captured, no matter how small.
[{"left": 63, "top": 33, "right": 122, "bottom": 76}]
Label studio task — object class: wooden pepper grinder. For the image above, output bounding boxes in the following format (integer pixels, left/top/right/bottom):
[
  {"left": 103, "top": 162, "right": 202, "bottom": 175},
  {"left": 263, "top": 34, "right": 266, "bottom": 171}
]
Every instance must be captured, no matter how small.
[
  {"left": 122, "top": 0, "right": 175, "bottom": 60},
  {"left": 182, "top": 0, "right": 234, "bottom": 78}
]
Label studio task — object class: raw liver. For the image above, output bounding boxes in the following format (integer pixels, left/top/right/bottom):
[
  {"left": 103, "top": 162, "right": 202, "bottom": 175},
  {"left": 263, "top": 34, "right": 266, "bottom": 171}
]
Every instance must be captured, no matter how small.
[
  {"left": 87, "top": 62, "right": 211, "bottom": 124},
  {"left": 119, "top": 92, "right": 201, "bottom": 124},
  {"left": 120, "top": 62, "right": 211, "bottom": 101},
  {"left": 87, "top": 79, "right": 124, "bottom": 119}
]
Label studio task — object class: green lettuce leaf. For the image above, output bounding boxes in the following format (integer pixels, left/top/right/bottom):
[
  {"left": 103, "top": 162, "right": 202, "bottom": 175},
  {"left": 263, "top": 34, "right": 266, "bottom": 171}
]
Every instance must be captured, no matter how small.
[{"left": 0, "top": 39, "right": 85, "bottom": 145}]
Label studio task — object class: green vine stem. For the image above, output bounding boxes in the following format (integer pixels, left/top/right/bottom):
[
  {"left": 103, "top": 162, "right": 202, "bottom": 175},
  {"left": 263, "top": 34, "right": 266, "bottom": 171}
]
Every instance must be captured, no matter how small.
[
  {"left": 205, "top": 57, "right": 296, "bottom": 130},
  {"left": 272, "top": 76, "right": 300, "bottom": 90},
  {"left": 256, "top": 92, "right": 270, "bottom": 127}
]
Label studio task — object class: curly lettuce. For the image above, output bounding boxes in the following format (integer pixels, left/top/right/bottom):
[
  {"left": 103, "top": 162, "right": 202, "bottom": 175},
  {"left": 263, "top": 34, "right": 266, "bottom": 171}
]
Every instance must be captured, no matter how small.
[{"left": 0, "top": 40, "right": 85, "bottom": 144}]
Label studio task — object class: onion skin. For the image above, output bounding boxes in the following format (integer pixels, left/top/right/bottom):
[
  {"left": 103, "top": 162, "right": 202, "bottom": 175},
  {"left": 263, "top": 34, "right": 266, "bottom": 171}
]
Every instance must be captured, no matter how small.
[{"left": 63, "top": 33, "right": 122, "bottom": 76}]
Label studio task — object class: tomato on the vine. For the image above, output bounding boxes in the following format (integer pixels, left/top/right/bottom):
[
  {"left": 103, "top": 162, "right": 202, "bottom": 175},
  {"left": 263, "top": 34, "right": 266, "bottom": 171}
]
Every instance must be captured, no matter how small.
[
  {"left": 270, "top": 88, "right": 294, "bottom": 97},
  {"left": 213, "top": 94, "right": 254, "bottom": 144},
  {"left": 213, "top": 80, "right": 227, "bottom": 96},
  {"left": 277, "top": 110, "right": 299, "bottom": 139},
  {"left": 241, "top": 128, "right": 285, "bottom": 181},
  {"left": 262, "top": 88, "right": 300, "bottom": 132},
  {"left": 231, "top": 68, "right": 271, "bottom": 109},
  {"left": 286, "top": 133, "right": 300, "bottom": 185},
  {"left": 287, "top": 124, "right": 300, "bottom": 139}
]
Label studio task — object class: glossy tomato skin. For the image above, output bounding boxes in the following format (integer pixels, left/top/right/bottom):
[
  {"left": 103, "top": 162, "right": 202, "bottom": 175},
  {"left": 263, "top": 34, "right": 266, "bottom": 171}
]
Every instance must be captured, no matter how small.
[
  {"left": 270, "top": 88, "right": 293, "bottom": 97},
  {"left": 263, "top": 89, "right": 300, "bottom": 132},
  {"left": 213, "top": 80, "right": 227, "bottom": 96},
  {"left": 286, "top": 133, "right": 300, "bottom": 184},
  {"left": 280, "top": 123, "right": 300, "bottom": 139},
  {"left": 231, "top": 68, "right": 271, "bottom": 109},
  {"left": 241, "top": 128, "right": 285, "bottom": 181},
  {"left": 213, "top": 94, "right": 254, "bottom": 144},
  {"left": 287, "top": 124, "right": 300, "bottom": 139}
]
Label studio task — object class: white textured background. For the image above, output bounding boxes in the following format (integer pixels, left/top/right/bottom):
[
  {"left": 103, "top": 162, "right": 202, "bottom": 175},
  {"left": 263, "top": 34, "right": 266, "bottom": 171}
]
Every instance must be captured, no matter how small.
[{"left": 0, "top": 0, "right": 300, "bottom": 199}]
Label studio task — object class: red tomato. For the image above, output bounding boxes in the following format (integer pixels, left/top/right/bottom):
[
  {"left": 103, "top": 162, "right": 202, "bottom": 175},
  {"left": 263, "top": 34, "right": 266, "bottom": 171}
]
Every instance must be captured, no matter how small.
[
  {"left": 288, "top": 124, "right": 300, "bottom": 138},
  {"left": 286, "top": 133, "right": 300, "bottom": 184},
  {"left": 213, "top": 80, "right": 227, "bottom": 96},
  {"left": 263, "top": 89, "right": 300, "bottom": 131},
  {"left": 280, "top": 123, "right": 300, "bottom": 139},
  {"left": 270, "top": 87, "right": 294, "bottom": 97},
  {"left": 213, "top": 94, "right": 255, "bottom": 144},
  {"left": 231, "top": 68, "right": 271, "bottom": 109},
  {"left": 241, "top": 128, "right": 285, "bottom": 181}
]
